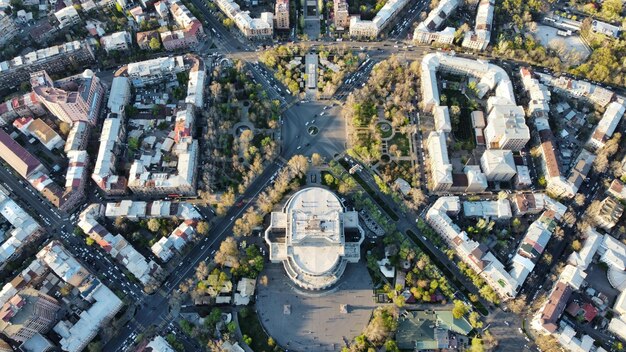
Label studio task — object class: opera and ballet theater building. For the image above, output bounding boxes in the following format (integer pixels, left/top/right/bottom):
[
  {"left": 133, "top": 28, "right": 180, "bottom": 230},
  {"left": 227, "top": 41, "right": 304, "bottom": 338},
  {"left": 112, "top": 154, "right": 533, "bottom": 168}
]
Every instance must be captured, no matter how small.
[{"left": 264, "top": 187, "right": 365, "bottom": 290}]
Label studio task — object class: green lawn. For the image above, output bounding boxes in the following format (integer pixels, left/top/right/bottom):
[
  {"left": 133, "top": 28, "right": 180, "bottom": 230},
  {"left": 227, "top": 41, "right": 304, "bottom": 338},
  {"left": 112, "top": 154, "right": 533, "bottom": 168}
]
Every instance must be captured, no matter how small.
[
  {"left": 389, "top": 132, "right": 410, "bottom": 156},
  {"left": 238, "top": 310, "right": 280, "bottom": 352},
  {"left": 376, "top": 122, "right": 393, "bottom": 139}
]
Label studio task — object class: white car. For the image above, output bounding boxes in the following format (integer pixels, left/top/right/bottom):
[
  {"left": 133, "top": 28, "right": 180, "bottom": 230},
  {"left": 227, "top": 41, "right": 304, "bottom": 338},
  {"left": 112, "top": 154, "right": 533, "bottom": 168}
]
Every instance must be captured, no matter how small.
[{"left": 297, "top": 145, "right": 302, "bottom": 150}]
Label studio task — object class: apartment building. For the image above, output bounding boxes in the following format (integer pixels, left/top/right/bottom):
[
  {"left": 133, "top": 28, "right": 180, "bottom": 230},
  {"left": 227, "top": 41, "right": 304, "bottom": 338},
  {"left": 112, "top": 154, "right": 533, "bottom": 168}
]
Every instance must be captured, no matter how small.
[
  {"left": 37, "top": 241, "right": 123, "bottom": 352},
  {"left": 483, "top": 105, "right": 529, "bottom": 151},
  {"left": 92, "top": 117, "right": 127, "bottom": 194},
  {"left": 349, "top": 0, "right": 408, "bottom": 37},
  {"left": 539, "top": 281, "right": 572, "bottom": 333},
  {"left": 107, "top": 76, "right": 131, "bottom": 116},
  {"left": 78, "top": 204, "right": 163, "bottom": 286},
  {"left": 30, "top": 70, "right": 104, "bottom": 125},
  {"left": 587, "top": 101, "right": 625, "bottom": 150},
  {"left": 0, "top": 93, "right": 45, "bottom": 126},
  {"left": 54, "top": 6, "right": 80, "bottom": 28},
  {"left": 13, "top": 117, "right": 64, "bottom": 150},
  {"left": 274, "top": 0, "right": 289, "bottom": 30},
  {"left": 0, "top": 129, "right": 47, "bottom": 178},
  {"left": 161, "top": 28, "right": 200, "bottom": 51},
  {"left": 160, "top": 0, "right": 204, "bottom": 50},
  {"left": 235, "top": 12, "right": 274, "bottom": 38},
  {"left": 427, "top": 195, "right": 565, "bottom": 301},
  {"left": 461, "top": 0, "right": 494, "bottom": 50},
  {"left": 537, "top": 72, "right": 614, "bottom": 108},
  {"left": 595, "top": 196, "right": 624, "bottom": 231},
  {"left": 0, "top": 13, "right": 18, "bottom": 46},
  {"left": 413, "top": 0, "right": 459, "bottom": 44},
  {"left": 125, "top": 56, "right": 186, "bottom": 87},
  {"left": 64, "top": 121, "right": 89, "bottom": 153},
  {"left": 0, "top": 188, "right": 43, "bottom": 265},
  {"left": 427, "top": 131, "right": 453, "bottom": 191},
  {"left": 127, "top": 138, "right": 199, "bottom": 196},
  {"left": 215, "top": 0, "right": 273, "bottom": 38},
  {"left": 0, "top": 41, "right": 95, "bottom": 90},
  {"left": 100, "top": 31, "right": 132, "bottom": 52},
  {"left": 0, "top": 288, "right": 60, "bottom": 342},
  {"left": 333, "top": 0, "right": 350, "bottom": 30},
  {"left": 480, "top": 150, "right": 516, "bottom": 181}
]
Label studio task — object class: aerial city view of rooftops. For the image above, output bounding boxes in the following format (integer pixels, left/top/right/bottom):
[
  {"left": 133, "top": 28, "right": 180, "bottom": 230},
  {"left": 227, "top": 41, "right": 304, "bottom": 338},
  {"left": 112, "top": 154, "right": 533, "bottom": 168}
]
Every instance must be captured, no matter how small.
[{"left": 1, "top": 0, "right": 626, "bottom": 350}]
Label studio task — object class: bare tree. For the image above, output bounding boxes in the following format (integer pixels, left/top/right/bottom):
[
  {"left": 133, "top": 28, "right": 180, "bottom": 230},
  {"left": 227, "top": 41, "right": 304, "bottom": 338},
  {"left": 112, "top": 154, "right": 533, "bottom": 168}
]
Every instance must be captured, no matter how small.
[
  {"left": 287, "top": 155, "right": 310, "bottom": 178},
  {"left": 214, "top": 237, "right": 240, "bottom": 268}
]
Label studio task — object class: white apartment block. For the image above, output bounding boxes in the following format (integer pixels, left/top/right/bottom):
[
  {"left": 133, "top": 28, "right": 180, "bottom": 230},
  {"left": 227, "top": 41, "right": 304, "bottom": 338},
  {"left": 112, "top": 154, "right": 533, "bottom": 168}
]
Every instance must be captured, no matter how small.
[
  {"left": 413, "top": 0, "right": 459, "bottom": 44},
  {"left": 78, "top": 204, "right": 162, "bottom": 286},
  {"left": 587, "top": 101, "right": 625, "bottom": 150},
  {"left": 215, "top": 0, "right": 274, "bottom": 38},
  {"left": 100, "top": 31, "right": 132, "bottom": 53},
  {"left": 334, "top": 0, "right": 350, "bottom": 30},
  {"left": 54, "top": 6, "right": 80, "bottom": 28},
  {"left": 461, "top": 0, "right": 494, "bottom": 50},
  {"left": 64, "top": 121, "right": 89, "bottom": 153},
  {"left": 421, "top": 53, "right": 517, "bottom": 112},
  {"left": 107, "top": 77, "right": 131, "bottom": 116},
  {"left": 427, "top": 131, "right": 453, "bottom": 191},
  {"left": 519, "top": 67, "right": 551, "bottom": 117},
  {"left": 235, "top": 12, "right": 273, "bottom": 38},
  {"left": 274, "top": 0, "right": 289, "bottom": 29},
  {"left": 126, "top": 56, "right": 186, "bottom": 87},
  {"left": 349, "top": 0, "right": 409, "bottom": 38},
  {"left": 127, "top": 138, "right": 199, "bottom": 196},
  {"left": 480, "top": 149, "right": 516, "bottom": 182},
  {"left": 427, "top": 195, "right": 565, "bottom": 300},
  {"left": 92, "top": 117, "right": 127, "bottom": 194},
  {"left": 0, "top": 13, "right": 18, "bottom": 46},
  {"left": 484, "top": 104, "right": 530, "bottom": 151},
  {"left": 0, "top": 188, "right": 43, "bottom": 264},
  {"left": 522, "top": 68, "right": 598, "bottom": 199},
  {"left": 37, "top": 241, "right": 123, "bottom": 352},
  {"left": 536, "top": 72, "right": 614, "bottom": 108},
  {"left": 102, "top": 200, "right": 201, "bottom": 262}
]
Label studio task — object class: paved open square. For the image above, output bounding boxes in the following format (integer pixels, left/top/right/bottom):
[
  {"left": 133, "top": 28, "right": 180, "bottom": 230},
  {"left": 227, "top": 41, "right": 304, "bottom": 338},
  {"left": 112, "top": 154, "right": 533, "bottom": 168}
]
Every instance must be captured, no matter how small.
[{"left": 256, "top": 262, "right": 375, "bottom": 351}]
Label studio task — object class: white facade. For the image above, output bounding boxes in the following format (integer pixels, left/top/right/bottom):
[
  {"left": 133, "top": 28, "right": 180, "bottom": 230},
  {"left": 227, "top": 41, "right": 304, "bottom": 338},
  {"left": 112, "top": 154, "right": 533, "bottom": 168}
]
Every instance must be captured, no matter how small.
[
  {"left": 215, "top": 0, "right": 274, "bottom": 38},
  {"left": 126, "top": 56, "right": 186, "bottom": 87},
  {"left": 461, "top": 0, "right": 494, "bottom": 50},
  {"left": 100, "top": 31, "right": 132, "bottom": 52},
  {"left": 484, "top": 104, "right": 529, "bottom": 151},
  {"left": 463, "top": 199, "right": 512, "bottom": 219},
  {"left": 107, "top": 77, "right": 131, "bottom": 116},
  {"left": 92, "top": 118, "right": 126, "bottom": 194},
  {"left": 427, "top": 195, "right": 565, "bottom": 300},
  {"left": 349, "top": 0, "right": 409, "bottom": 37},
  {"left": 54, "top": 6, "right": 80, "bottom": 28},
  {"left": 434, "top": 106, "right": 452, "bottom": 133},
  {"left": 78, "top": 204, "right": 162, "bottom": 286},
  {"left": 413, "top": 0, "right": 459, "bottom": 44},
  {"left": 588, "top": 101, "right": 625, "bottom": 150},
  {"left": 0, "top": 188, "right": 42, "bottom": 264},
  {"left": 480, "top": 149, "right": 516, "bottom": 181},
  {"left": 265, "top": 188, "right": 364, "bottom": 290},
  {"left": 427, "top": 131, "right": 453, "bottom": 191},
  {"left": 37, "top": 241, "right": 123, "bottom": 352}
]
